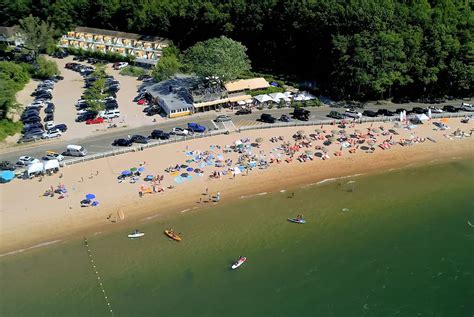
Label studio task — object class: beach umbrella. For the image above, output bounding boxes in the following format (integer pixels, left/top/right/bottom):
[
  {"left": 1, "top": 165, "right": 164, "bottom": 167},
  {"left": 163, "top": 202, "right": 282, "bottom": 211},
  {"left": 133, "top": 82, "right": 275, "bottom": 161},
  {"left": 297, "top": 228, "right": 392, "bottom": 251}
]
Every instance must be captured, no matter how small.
[
  {"left": 138, "top": 166, "right": 145, "bottom": 172},
  {"left": 186, "top": 167, "right": 194, "bottom": 172},
  {"left": 305, "top": 150, "right": 314, "bottom": 155},
  {"left": 309, "top": 133, "right": 317, "bottom": 138},
  {"left": 181, "top": 173, "right": 189, "bottom": 178},
  {"left": 367, "top": 140, "right": 376, "bottom": 146},
  {"left": 339, "top": 129, "right": 346, "bottom": 134},
  {"left": 170, "top": 171, "right": 179, "bottom": 176},
  {"left": 321, "top": 146, "right": 328, "bottom": 153},
  {"left": 130, "top": 167, "right": 138, "bottom": 172},
  {"left": 328, "top": 136, "right": 337, "bottom": 142},
  {"left": 86, "top": 193, "right": 96, "bottom": 200},
  {"left": 331, "top": 130, "right": 339, "bottom": 134},
  {"left": 255, "top": 137, "right": 263, "bottom": 143},
  {"left": 0, "top": 170, "right": 15, "bottom": 182},
  {"left": 121, "top": 170, "right": 132, "bottom": 176},
  {"left": 360, "top": 146, "right": 370, "bottom": 151},
  {"left": 372, "top": 128, "right": 381, "bottom": 133},
  {"left": 354, "top": 129, "right": 361, "bottom": 134},
  {"left": 297, "top": 130, "right": 305, "bottom": 136},
  {"left": 180, "top": 164, "right": 188, "bottom": 169},
  {"left": 315, "top": 129, "right": 323, "bottom": 133}
]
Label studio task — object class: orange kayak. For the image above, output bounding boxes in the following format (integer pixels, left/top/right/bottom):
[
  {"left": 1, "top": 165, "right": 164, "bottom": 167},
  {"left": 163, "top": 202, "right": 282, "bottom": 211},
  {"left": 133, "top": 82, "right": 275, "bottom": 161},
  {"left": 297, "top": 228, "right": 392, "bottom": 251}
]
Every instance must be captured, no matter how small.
[{"left": 164, "top": 229, "right": 181, "bottom": 241}]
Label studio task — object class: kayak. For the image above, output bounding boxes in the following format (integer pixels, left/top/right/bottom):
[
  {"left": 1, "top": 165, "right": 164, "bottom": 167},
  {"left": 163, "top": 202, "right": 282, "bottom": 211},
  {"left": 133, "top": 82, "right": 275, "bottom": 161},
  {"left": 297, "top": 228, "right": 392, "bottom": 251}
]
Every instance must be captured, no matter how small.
[
  {"left": 128, "top": 230, "right": 145, "bottom": 238},
  {"left": 164, "top": 229, "right": 182, "bottom": 241},
  {"left": 287, "top": 218, "right": 306, "bottom": 224},
  {"left": 231, "top": 256, "right": 247, "bottom": 270}
]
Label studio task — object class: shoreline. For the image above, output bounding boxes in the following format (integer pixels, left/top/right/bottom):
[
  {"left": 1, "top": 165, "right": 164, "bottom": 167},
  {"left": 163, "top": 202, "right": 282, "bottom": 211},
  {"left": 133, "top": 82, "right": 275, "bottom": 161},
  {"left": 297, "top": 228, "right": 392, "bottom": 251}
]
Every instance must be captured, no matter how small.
[{"left": 1, "top": 120, "right": 473, "bottom": 255}]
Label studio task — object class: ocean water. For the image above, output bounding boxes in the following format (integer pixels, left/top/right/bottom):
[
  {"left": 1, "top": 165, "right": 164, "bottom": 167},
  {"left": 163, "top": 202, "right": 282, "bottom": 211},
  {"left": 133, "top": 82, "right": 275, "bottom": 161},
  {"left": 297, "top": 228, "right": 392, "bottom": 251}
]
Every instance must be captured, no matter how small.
[{"left": 1, "top": 159, "right": 473, "bottom": 317}]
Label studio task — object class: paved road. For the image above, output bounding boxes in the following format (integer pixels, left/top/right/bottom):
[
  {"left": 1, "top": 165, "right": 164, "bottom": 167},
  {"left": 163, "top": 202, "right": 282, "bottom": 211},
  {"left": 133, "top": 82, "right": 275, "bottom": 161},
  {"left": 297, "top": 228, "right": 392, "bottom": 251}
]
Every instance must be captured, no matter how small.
[{"left": 0, "top": 101, "right": 467, "bottom": 164}]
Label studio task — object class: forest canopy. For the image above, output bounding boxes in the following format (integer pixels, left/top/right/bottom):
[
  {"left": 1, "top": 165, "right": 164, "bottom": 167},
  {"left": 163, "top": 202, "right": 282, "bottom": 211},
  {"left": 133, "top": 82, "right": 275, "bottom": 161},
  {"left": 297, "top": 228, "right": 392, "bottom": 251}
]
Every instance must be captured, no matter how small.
[{"left": 1, "top": 0, "right": 472, "bottom": 100}]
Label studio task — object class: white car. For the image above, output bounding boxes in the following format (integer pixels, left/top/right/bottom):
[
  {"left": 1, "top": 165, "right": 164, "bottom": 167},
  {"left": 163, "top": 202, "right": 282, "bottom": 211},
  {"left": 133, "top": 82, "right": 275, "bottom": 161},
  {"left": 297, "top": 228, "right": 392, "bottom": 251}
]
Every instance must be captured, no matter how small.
[
  {"left": 77, "top": 109, "right": 90, "bottom": 115},
  {"left": 460, "top": 103, "right": 474, "bottom": 111},
  {"left": 45, "top": 121, "right": 55, "bottom": 130},
  {"left": 42, "top": 129, "right": 62, "bottom": 139},
  {"left": 427, "top": 106, "right": 443, "bottom": 113},
  {"left": 170, "top": 127, "right": 190, "bottom": 136},
  {"left": 114, "top": 62, "right": 128, "bottom": 70},
  {"left": 99, "top": 110, "right": 120, "bottom": 119},
  {"left": 42, "top": 151, "right": 64, "bottom": 162},
  {"left": 214, "top": 115, "right": 232, "bottom": 122},
  {"left": 16, "top": 156, "right": 40, "bottom": 166},
  {"left": 27, "top": 101, "right": 44, "bottom": 108},
  {"left": 344, "top": 109, "right": 362, "bottom": 118}
]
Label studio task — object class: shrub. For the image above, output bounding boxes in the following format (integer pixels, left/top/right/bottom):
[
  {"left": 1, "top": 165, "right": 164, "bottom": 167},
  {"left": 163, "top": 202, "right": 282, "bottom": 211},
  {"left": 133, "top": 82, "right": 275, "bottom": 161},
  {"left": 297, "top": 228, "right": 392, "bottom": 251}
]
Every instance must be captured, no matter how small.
[
  {"left": 120, "top": 66, "right": 148, "bottom": 77},
  {"left": 247, "top": 86, "right": 285, "bottom": 97},
  {"left": 32, "top": 56, "right": 59, "bottom": 79},
  {"left": 0, "top": 119, "right": 22, "bottom": 141}
]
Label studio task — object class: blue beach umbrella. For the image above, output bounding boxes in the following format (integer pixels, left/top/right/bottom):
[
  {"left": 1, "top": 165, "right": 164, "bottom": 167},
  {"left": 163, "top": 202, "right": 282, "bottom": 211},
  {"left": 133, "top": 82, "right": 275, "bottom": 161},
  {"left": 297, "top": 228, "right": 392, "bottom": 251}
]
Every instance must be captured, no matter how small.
[
  {"left": 0, "top": 170, "right": 15, "bottom": 182},
  {"left": 138, "top": 166, "right": 145, "bottom": 172},
  {"left": 121, "top": 170, "right": 132, "bottom": 176},
  {"left": 186, "top": 167, "right": 193, "bottom": 172},
  {"left": 86, "top": 193, "right": 96, "bottom": 200}
]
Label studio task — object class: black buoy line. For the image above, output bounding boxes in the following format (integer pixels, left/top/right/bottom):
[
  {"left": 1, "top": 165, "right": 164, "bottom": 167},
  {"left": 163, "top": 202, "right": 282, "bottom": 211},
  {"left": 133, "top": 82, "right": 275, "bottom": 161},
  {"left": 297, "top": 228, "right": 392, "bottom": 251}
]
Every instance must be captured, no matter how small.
[{"left": 84, "top": 237, "right": 115, "bottom": 316}]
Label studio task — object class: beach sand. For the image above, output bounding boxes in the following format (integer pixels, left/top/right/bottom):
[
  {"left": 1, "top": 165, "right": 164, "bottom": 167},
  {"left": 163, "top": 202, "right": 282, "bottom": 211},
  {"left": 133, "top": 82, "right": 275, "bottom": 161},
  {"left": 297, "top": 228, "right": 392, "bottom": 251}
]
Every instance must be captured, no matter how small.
[{"left": 1, "top": 119, "right": 473, "bottom": 254}]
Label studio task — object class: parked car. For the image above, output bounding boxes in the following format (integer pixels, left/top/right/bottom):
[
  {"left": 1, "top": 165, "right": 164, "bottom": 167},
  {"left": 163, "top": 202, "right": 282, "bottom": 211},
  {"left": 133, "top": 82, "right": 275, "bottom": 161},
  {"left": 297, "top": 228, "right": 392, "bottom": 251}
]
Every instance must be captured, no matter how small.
[
  {"left": 24, "top": 127, "right": 44, "bottom": 136},
  {"left": 411, "top": 107, "right": 425, "bottom": 114},
  {"left": 344, "top": 109, "right": 362, "bottom": 119},
  {"left": 112, "top": 138, "right": 133, "bottom": 146},
  {"left": 76, "top": 112, "right": 96, "bottom": 122},
  {"left": 137, "top": 99, "right": 147, "bottom": 105},
  {"left": 130, "top": 135, "right": 150, "bottom": 144},
  {"left": 23, "top": 122, "right": 43, "bottom": 130},
  {"left": 51, "top": 124, "right": 67, "bottom": 132},
  {"left": 16, "top": 156, "right": 40, "bottom": 166},
  {"left": 362, "top": 110, "right": 378, "bottom": 117},
  {"left": 138, "top": 74, "right": 152, "bottom": 81},
  {"left": 460, "top": 103, "right": 474, "bottom": 111},
  {"left": 42, "top": 151, "right": 64, "bottom": 161},
  {"left": 235, "top": 108, "right": 252, "bottom": 115},
  {"left": 113, "top": 62, "right": 128, "bottom": 70},
  {"left": 99, "top": 109, "right": 120, "bottom": 119},
  {"left": 44, "top": 113, "right": 54, "bottom": 122},
  {"left": 45, "top": 121, "right": 55, "bottom": 130},
  {"left": 170, "top": 127, "right": 190, "bottom": 136},
  {"left": 279, "top": 114, "right": 291, "bottom": 122},
  {"left": 377, "top": 109, "right": 395, "bottom": 116},
  {"left": 395, "top": 108, "right": 407, "bottom": 114},
  {"left": 86, "top": 117, "right": 105, "bottom": 125},
  {"left": 214, "top": 115, "right": 232, "bottom": 122},
  {"left": 260, "top": 113, "right": 276, "bottom": 123},
  {"left": 149, "top": 130, "right": 170, "bottom": 140},
  {"left": 18, "top": 134, "right": 42, "bottom": 143},
  {"left": 293, "top": 108, "right": 311, "bottom": 121},
  {"left": 187, "top": 122, "right": 206, "bottom": 133},
  {"left": 442, "top": 105, "right": 458, "bottom": 113},
  {"left": 42, "top": 129, "right": 62, "bottom": 139},
  {"left": 22, "top": 116, "right": 41, "bottom": 124},
  {"left": 327, "top": 111, "right": 345, "bottom": 119},
  {"left": 144, "top": 106, "right": 161, "bottom": 116},
  {"left": 44, "top": 105, "right": 55, "bottom": 114},
  {"left": 427, "top": 106, "right": 443, "bottom": 113},
  {"left": 0, "top": 161, "right": 16, "bottom": 171}
]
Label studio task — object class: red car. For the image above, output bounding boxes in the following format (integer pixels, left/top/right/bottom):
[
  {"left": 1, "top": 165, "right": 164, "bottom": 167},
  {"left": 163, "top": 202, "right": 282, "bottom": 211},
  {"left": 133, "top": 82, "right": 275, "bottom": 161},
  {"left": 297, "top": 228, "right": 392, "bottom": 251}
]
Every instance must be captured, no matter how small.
[
  {"left": 86, "top": 117, "right": 104, "bottom": 125},
  {"left": 137, "top": 99, "right": 147, "bottom": 105}
]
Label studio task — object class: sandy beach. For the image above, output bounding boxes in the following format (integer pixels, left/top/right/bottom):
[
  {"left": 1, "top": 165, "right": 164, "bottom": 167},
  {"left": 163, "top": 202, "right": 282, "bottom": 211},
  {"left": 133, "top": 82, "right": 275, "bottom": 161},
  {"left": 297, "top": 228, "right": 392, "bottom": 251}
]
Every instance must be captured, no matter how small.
[{"left": 1, "top": 118, "right": 473, "bottom": 254}]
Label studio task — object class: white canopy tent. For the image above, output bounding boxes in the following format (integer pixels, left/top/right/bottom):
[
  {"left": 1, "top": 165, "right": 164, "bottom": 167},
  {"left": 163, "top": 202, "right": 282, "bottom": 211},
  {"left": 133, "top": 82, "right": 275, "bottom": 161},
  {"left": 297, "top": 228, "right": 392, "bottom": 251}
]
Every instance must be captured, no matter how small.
[
  {"left": 268, "top": 92, "right": 286, "bottom": 102},
  {"left": 415, "top": 113, "right": 429, "bottom": 121},
  {"left": 253, "top": 94, "right": 273, "bottom": 103}
]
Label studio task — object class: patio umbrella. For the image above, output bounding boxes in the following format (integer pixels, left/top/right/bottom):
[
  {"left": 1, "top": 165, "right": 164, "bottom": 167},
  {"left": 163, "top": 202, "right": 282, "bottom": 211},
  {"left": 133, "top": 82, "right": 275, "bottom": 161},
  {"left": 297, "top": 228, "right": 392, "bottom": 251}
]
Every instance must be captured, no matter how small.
[
  {"left": 130, "top": 167, "right": 138, "bottom": 172},
  {"left": 121, "top": 170, "right": 132, "bottom": 176},
  {"left": 86, "top": 193, "right": 96, "bottom": 200},
  {"left": 255, "top": 137, "right": 263, "bottom": 143},
  {"left": 186, "top": 167, "right": 194, "bottom": 172},
  {"left": 0, "top": 170, "right": 15, "bottom": 182}
]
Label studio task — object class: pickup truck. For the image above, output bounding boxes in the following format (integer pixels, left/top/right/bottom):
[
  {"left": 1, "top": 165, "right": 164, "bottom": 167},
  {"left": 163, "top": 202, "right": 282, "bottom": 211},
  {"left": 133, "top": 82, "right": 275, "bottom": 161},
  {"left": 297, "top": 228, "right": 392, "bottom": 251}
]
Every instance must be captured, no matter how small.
[{"left": 187, "top": 122, "right": 206, "bottom": 133}]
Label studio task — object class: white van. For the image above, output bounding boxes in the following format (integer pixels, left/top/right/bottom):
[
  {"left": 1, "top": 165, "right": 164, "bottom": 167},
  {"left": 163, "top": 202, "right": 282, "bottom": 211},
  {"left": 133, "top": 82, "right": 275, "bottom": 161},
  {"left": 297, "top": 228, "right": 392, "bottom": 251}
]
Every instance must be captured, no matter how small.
[
  {"left": 99, "top": 109, "right": 120, "bottom": 119},
  {"left": 65, "top": 144, "right": 87, "bottom": 157}
]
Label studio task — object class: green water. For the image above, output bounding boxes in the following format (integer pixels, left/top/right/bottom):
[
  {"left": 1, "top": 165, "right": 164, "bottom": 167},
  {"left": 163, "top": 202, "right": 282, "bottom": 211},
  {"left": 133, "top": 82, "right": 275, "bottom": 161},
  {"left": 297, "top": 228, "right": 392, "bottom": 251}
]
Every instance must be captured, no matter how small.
[{"left": 1, "top": 159, "right": 473, "bottom": 317}]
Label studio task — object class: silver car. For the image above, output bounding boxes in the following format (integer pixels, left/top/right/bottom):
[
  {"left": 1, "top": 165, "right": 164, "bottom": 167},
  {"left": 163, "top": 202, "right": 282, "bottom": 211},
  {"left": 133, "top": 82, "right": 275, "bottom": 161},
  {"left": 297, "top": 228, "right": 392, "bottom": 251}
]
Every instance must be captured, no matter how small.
[{"left": 214, "top": 115, "right": 232, "bottom": 122}]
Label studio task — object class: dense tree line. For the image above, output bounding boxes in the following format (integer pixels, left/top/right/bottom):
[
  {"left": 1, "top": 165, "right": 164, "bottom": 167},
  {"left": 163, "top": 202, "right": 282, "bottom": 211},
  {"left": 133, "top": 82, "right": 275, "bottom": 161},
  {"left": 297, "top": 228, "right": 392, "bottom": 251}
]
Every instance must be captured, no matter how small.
[{"left": 1, "top": 0, "right": 472, "bottom": 100}]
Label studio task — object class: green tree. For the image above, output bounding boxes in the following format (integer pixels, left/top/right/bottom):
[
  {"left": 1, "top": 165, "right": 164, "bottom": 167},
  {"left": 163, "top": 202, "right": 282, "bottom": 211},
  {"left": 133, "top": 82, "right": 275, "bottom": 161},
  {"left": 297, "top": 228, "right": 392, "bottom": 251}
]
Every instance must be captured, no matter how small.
[
  {"left": 19, "top": 15, "right": 57, "bottom": 55},
  {"left": 152, "top": 54, "right": 181, "bottom": 82},
  {"left": 185, "top": 36, "right": 251, "bottom": 82},
  {"left": 33, "top": 56, "right": 59, "bottom": 79}
]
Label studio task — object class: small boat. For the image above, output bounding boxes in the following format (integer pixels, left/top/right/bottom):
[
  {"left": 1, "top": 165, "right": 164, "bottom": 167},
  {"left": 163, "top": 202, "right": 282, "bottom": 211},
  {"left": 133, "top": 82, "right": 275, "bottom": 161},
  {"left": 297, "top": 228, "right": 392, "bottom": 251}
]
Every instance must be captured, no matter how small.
[
  {"left": 164, "top": 229, "right": 181, "bottom": 241},
  {"left": 231, "top": 256, "right": 247, "bottom": 270},
  {"left": 128, "top": 229, "right": 145, "bottom": 238},
  {"left": 287, "top": 218, "right": 306, "bottom": 224}
]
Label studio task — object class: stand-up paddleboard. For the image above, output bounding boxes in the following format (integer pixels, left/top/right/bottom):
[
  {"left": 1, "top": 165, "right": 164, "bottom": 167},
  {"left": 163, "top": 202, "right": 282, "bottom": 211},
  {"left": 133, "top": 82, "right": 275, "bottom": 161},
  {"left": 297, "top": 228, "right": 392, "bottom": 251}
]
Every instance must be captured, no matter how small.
[
  {"left": 128, "top": 230, "right": 144, "bottom": 238},
  {"left": 287, "top": 218, "right": 306, "bottom": 224},
  {"left": 231, "top": 256, "right": 247, "bottom": 270}
]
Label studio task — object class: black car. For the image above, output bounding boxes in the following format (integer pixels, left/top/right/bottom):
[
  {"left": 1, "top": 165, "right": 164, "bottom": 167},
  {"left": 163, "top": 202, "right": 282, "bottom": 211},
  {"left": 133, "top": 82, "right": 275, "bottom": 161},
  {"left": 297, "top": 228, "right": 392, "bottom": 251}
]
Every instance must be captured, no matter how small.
[
  {"left": 35, "top": 92, "right": 52, "bottom": 100},
  {"left": 235, "top": 108, "right": 252, "bottom": 115},
  {"left": 130, "top": 135, "right": 150, "bottom": 144},
  {"left": 260, "top": 113, "right": 276, "bottom": 123},
  {"left": 45, "top": 105, "right": 55, "bottom": 114},
  {"left": 138, "top": 74, "right": 152, "bottom": 81},
  {"left": 377, "top": 109, "right": 394, "bottom": 116},
  {"left": 327, "top": 111, "right": 345, "bottom": 119},
  {"left": 21, "top": 110, "right": 40, "bottom": 119},
  {"left": 22, "top": 116, "right": 41, "bottom": 124},
  {"left": 443, "top": 105, "right": 458, "bottom": 113},
  {"left": 44, "top": 113, "right": 54, "bottom": 122},
  {"left": 144, "top": 107, "right": 161, "bottom": 116},
  {"left": 24, "top": 127, "right": 44, "bottom": 135},
  {"left": 411, "top": 107, "right": 425, "bottom": 114},
  {"left": 18, "top": 134, "right": 42, "bottom": 143},
  {"left": 112, "top": 138, "right": 133, "bottom": 146},
  {"left": 293, "top": 108, "right": 311, "bottom": 120},
  {"left": 279, "top": 114, "right": 291, "bottom": 122},
  {"left": 76, "top": 112, "right": 96, "bottom": 122},
  {"left": 149, "top": 129, "right": 170, "bottom": 140},
  {"left": 0, "top": 161, "right": 15, "bottom": 171},
  {"left": 362, "top": 110, "right": 378, "bottom": 117},
  {"left": 23, "top": 122, "right": 43, "bottom": 130},
  {"left": 394, "top": 108, "right": 406, "bottom": 114},
  {"left": 52, "top": 124, "right": 67, "bottom": 132},
  {"left": 105, "top": 103, "right": 119, "bottom": 110}
]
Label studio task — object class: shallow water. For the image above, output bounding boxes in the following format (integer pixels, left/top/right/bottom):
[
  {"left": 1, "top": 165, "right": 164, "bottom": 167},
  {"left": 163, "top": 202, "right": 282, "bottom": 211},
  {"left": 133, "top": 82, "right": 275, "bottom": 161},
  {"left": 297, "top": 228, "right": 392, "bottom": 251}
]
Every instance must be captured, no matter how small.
[{"left": 1, "top": 159, "right": 473, "bottom": 316}]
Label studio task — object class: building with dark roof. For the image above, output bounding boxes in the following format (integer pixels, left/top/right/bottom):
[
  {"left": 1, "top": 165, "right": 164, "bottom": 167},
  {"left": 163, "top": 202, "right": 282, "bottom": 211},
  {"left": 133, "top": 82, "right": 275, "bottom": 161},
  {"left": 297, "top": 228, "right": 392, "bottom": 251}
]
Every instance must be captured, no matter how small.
[{"left": 0, "top": 26, "right": 24, "bottom": 46}]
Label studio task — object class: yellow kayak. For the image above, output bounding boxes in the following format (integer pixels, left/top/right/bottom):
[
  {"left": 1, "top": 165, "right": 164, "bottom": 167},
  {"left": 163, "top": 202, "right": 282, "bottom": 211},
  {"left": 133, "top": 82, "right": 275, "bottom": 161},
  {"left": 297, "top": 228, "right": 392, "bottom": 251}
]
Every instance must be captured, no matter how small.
[{"left": 164, "top": 229, "right": 181, "bottom": 242}]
